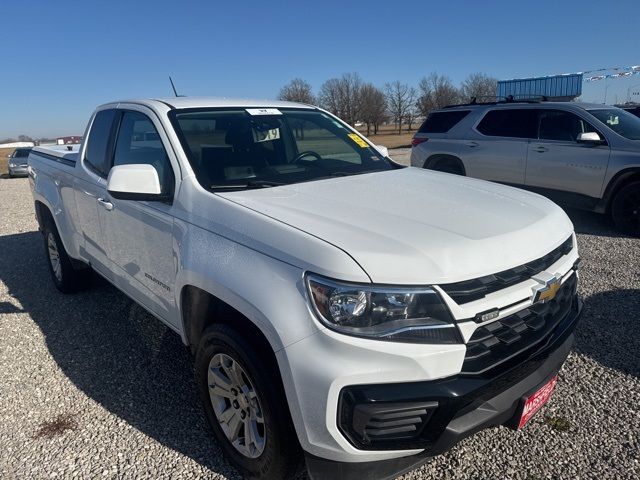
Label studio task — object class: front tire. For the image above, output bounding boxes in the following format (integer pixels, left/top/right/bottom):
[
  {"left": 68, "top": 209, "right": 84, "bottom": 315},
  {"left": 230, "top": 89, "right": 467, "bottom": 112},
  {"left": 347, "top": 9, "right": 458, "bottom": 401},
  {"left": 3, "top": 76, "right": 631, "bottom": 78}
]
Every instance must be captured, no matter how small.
[
  {"left": 195, "top": 324, "right": 303, "bottom": 480},
  {"left": 611, "top": 181, "right": 640, "bottom": 235},
  {"left": 42, "top": 219, "right": 91, "bottom": 293}
]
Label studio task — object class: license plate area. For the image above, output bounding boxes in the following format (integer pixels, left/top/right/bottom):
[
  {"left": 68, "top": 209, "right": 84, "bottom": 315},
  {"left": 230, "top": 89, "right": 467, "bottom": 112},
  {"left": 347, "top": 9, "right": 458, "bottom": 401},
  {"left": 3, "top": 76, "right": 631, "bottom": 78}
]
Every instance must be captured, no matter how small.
[{"left": 517, "top": 375, "right": 558, "bottom": 429}]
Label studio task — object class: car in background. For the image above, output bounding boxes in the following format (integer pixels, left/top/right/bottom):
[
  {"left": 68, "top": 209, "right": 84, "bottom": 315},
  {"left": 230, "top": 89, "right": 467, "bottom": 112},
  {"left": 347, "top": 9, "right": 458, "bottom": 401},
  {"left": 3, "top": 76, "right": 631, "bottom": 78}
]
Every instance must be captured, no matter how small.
[
  {"left": 618, "top": 104, "right": 640, "bottom": 118},
  {"left": 411, "top": 100, "right": 640, "bottom": 234},
  {"left": 7, "top": 147, "right": 33, "bottom": 177}
]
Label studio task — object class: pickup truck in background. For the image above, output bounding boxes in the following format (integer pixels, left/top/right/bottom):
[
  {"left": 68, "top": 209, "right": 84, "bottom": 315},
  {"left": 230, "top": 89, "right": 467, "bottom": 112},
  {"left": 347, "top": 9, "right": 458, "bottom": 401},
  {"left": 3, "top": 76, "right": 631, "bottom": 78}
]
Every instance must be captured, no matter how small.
[{"left": 29, "top": 97, "right": 582, "bottom": 480}]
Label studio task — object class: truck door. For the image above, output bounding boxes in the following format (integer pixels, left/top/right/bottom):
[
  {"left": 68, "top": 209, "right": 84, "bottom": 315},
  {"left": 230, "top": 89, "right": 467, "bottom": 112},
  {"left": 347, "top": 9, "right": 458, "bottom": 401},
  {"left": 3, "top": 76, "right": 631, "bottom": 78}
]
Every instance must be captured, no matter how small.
[
  {"left": 74, "top": 108, "right": 119, "bottom": 281},
  {"left": 99, "top": 108, "right": 179, "bottom": 327},
  {"left": 526, "top": 109, "right": 611, "bottom": 199}
]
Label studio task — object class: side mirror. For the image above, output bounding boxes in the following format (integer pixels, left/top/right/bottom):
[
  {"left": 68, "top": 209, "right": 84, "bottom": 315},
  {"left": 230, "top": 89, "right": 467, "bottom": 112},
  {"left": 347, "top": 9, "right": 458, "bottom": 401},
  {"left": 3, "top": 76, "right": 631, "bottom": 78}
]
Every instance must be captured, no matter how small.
[
  {"left": 107, "top": 164, "right": 164, "bottom": 201},
  {"left": 375, "top": 145, "right": 389, "bottom": 157},
  {"left": 6, "top": 154, "right": 11, "bottom": 158},
  {"left": 577, "top": 132, "right": 603, "bottom": 144}
]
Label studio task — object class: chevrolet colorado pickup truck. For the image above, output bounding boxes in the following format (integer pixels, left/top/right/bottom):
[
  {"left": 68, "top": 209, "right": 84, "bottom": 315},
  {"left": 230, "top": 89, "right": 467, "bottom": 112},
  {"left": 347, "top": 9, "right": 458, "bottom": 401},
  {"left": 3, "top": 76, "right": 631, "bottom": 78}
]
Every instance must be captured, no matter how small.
[{"left": 28, "top": 97, "right": 582, "bottom": 480}]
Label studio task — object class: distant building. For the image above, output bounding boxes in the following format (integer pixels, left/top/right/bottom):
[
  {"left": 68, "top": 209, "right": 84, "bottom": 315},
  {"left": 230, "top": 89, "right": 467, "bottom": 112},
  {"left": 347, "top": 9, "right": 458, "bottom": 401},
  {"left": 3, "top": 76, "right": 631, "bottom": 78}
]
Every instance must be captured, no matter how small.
[
  {"left": 497, "top": 74, "right": 583, "bottom": 102},
  {"left": 57, "top": 136, "right": 82, "bottom": 145}
]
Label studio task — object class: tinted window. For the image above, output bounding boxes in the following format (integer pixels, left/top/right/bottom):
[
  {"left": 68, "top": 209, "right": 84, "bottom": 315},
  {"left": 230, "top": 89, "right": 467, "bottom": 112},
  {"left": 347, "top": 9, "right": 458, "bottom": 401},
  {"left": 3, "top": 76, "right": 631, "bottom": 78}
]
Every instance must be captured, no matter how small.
[
  {"left": 538, "top": 110, "right": 597, "bottom": 142},
  {"left": 112, "top": 111, "right": 174, "bottom": 196},
  {"left": 171, "top": 108, "right": 395, "bottom": 191},
  {"left": 14, "top": 148, "right": 31, "bottom": 158},
  {"left": 85, "top": 109, "right": 118, "bottom": 177},
  {"left": 418, "top": 110, "right": 470, "bottom": 133},
  {"left": 477, "top": 109, "right": 536, "bottom": 138}
]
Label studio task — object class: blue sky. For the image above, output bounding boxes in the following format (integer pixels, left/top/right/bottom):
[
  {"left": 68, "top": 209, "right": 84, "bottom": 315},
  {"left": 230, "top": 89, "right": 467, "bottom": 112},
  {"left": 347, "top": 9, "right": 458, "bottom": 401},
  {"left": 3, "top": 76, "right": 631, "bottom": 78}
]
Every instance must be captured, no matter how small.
[{"left": 2, "top": 0, "right": 640, "bottom": 138}]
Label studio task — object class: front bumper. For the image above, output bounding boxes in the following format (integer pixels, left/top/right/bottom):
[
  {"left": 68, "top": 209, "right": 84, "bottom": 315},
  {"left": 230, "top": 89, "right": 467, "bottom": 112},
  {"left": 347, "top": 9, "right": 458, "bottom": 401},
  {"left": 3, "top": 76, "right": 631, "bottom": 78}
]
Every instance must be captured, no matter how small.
[
  {"left": 8, "top": 165, "right": 28, "bottom": 176},
  {"left": 305, "top": 298, "right": 581, "bottom": 480}
]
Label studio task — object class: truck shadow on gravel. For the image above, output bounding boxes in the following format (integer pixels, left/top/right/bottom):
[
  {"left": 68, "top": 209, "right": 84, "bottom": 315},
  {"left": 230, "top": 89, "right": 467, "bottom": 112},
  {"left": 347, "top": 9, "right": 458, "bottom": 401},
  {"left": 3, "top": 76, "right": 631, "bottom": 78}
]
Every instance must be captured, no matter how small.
[
  {"left": 0, "top": 228, "right": 637, "bottom": 479},
  {"left": 0, "top": 231, "right": 242, "bottom": 479}
]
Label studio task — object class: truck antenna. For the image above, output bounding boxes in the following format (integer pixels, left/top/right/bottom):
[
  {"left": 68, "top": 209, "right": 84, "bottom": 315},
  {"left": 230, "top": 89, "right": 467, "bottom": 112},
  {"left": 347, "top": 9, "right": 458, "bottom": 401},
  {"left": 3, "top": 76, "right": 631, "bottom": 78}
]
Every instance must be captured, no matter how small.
[{"left": 169, "top": 76, "right": 180, "bottom": 97}]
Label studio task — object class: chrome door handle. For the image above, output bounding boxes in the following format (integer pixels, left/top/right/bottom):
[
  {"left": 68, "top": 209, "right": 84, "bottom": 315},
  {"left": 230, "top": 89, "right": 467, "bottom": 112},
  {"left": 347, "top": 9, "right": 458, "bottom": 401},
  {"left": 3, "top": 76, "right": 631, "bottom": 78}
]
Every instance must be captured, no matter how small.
[
  {"left": 467, "top": 141, "right": 479, "bottom": 148},
  {"left": 97, "top": 197, "right": 114, "bottom": 211},
  {"left": 533, "top": 146, "right": 548, "bottom": 153}
]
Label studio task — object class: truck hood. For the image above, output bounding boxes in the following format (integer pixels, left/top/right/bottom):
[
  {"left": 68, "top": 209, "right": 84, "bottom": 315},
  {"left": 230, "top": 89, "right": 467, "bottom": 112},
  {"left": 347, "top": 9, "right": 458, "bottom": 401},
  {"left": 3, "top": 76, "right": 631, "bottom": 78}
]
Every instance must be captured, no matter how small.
[{"left": 219, "top": 168, "right": 574, "bottom": 285}]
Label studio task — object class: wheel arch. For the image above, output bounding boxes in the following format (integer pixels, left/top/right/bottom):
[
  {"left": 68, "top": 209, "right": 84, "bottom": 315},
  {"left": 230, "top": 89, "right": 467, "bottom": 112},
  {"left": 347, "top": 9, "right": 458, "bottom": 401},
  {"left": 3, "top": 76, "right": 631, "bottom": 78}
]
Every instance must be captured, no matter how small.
[
  {"left": 180, "top": 284, "right": 279, "bottom": 363},
  {"left": 424, "top": 154, "right": 467, "bottom": 175},
  {"left": 601, "top": 168, "right": 640, "bottom": 212}
]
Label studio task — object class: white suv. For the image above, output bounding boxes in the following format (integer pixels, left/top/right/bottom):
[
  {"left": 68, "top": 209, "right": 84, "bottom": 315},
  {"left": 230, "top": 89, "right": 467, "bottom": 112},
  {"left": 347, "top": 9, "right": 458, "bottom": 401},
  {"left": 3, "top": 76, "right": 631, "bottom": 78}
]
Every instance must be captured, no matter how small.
[{"left": 411, "top": 101, "right": 640, "bottom": 234}]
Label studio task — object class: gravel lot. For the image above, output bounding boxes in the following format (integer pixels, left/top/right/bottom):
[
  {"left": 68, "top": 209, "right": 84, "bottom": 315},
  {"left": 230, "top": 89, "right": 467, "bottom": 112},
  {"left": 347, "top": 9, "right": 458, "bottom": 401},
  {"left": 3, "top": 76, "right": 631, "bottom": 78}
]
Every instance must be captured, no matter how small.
[{"left": 0, "top": 177, "right": 638, "bottom": 479}]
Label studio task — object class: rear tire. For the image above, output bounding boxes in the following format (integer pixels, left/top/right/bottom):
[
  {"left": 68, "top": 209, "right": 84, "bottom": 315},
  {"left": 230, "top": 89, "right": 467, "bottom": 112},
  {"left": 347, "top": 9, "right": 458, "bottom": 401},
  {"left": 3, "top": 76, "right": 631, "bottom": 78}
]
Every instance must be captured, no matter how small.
[
  {"left": 42, "top": 219, "right": 91, "bottom": 293},
  {"left": 195, "top": 324, "right": 303, "bottom": 480},
  {"left": 428, "top": 157, "right": 465, "bottom": 175},
  {"left": 611, "top": 181, "right": 640, "bottom": 235}
]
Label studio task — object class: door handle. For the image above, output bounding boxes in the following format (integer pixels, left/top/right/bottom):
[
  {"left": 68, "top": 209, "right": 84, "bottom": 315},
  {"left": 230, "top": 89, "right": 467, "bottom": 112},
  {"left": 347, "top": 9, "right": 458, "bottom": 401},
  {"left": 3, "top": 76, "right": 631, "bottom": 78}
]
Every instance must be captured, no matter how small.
[
  {"left": 97, "top": 197, "right": 114, "bottom": 211},
  {"left": 467, "top": 141, "right": 479, "bottom": 148},
  {"left": 533, "top": 146, "right": 549, "bottom": 153}
]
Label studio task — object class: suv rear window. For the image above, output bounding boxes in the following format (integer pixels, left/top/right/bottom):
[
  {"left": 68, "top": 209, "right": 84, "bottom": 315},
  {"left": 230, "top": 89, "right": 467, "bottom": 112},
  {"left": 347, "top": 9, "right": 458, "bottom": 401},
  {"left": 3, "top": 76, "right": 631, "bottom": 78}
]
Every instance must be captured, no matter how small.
[
  {"left": 477, "top": 109, "right": 536, "bottom": 138},
  {"left": 418, "top": 110, "right": 470, "bottom": 133}
]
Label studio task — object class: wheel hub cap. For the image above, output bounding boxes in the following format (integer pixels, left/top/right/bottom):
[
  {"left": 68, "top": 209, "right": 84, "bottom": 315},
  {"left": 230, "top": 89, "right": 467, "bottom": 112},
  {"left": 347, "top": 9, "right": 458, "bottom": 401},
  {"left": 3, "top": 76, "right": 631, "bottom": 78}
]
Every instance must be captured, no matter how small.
[
  {"left": 207, "top": 353, "right": 266, "bottom": 458},
  {"left": 47, "top": 233, "right": 62, "bottom": 281}
]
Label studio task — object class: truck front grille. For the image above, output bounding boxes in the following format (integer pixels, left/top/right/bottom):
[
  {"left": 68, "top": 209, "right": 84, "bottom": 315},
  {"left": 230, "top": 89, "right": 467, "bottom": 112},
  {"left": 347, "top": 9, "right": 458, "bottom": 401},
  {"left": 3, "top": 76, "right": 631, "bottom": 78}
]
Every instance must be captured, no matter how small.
[
  {"left": 440, "top": 236, "right": 573, "bottom": 304},
  {"left": 462, "top": 272, "right": 577, "bottom": 375}
]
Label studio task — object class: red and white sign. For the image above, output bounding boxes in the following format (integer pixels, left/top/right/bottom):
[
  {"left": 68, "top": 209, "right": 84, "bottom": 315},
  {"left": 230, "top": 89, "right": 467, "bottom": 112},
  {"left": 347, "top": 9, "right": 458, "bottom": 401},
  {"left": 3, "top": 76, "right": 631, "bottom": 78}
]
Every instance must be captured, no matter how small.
[{"left": 518, "top": 375, "right": 558, "bottom": 429}]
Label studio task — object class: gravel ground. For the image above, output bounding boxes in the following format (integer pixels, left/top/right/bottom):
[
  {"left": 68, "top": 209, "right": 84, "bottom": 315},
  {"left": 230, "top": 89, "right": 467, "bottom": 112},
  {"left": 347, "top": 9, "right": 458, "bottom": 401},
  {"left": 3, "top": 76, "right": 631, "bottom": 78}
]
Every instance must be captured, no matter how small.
[{"left": 0, "top": 177, "right": 638, "bottom": 479}]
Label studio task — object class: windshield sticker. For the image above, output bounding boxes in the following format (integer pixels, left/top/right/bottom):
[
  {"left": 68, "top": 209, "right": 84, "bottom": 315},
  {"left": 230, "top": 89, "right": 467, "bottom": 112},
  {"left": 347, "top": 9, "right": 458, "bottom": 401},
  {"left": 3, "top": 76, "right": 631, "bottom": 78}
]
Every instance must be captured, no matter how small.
[
  {"left": 348, "top": 133, "right": 369, "bottom": 148},
  {"left": 246, "top": 108, "right": 282, "bottom": 116},
  {"left": 253, "top": 128, "right": 280, "bottom": 143}
]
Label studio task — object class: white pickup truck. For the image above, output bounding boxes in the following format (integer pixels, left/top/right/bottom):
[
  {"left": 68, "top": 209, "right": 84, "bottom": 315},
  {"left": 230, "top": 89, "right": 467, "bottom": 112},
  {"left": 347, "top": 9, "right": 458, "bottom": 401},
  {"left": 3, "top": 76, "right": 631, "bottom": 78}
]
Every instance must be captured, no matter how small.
[{"left": 28, "top": 97, "right": 582, "bottom": 480}]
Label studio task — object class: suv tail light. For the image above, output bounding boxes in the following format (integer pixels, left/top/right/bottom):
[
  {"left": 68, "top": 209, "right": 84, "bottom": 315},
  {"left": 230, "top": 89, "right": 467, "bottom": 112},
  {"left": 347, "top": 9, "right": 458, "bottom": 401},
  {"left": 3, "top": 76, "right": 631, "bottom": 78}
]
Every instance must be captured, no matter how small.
[{"left": 411, "top": 137, "right": 428, "bottom": 147}]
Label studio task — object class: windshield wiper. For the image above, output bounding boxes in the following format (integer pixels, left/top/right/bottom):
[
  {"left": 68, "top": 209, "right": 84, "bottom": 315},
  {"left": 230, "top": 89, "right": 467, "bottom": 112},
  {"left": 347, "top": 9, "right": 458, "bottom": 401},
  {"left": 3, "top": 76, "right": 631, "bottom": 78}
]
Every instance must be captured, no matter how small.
[{"left": 210, "top": 180, "right": 285, "bottom": 190}]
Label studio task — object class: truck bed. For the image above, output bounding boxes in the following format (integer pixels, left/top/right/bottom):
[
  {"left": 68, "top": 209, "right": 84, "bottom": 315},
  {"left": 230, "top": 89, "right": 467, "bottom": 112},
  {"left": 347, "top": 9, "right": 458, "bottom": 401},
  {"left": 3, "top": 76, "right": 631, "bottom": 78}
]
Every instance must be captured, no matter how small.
[{"left": 31, "top": 145, "right": 80, "bottom": 167}]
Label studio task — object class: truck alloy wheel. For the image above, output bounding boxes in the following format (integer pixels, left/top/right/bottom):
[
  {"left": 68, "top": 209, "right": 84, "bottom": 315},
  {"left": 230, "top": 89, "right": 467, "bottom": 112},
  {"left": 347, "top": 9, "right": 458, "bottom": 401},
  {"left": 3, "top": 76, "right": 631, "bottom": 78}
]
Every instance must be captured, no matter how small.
[
  {"left": 47, "top": 232, "right": 63, "bottom": 282},
  {"left": 207, "top": 353, "right": 266, "bottom": 458}
]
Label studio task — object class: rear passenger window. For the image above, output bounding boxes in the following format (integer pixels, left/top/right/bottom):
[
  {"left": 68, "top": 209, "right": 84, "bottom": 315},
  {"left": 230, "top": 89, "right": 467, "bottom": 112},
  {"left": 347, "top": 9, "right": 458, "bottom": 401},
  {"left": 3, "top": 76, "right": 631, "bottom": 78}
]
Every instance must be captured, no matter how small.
[
  {"left": 85, "top": 109, "right": 118, "bottom": 177},
  {"left": 112, "top": 111, "right": 175, "bottom": 196},
  {"left": 477, "top": 109, "right": 536, "bottom": 138},
  {"left": 418, "top": 111, "right": 470, "bottom": 133}
]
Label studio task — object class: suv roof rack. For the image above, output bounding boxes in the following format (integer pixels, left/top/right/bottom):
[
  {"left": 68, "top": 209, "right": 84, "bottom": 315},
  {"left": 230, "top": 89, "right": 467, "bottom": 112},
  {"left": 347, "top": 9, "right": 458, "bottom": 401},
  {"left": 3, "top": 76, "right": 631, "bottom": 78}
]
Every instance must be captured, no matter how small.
[{"left": 442, "top": 95, "right": 549, "bottom": 109}]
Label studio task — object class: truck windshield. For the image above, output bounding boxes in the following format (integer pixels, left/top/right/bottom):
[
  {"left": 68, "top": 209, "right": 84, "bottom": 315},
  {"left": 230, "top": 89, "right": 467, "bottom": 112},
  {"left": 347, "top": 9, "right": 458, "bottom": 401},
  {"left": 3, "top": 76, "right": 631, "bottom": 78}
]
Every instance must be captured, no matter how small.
[
  {"left": 587, "top": 108, "right": 640, "bottom": 140},
  {"left": 170, "top": 108, "right": 397, "bottom": 190}
]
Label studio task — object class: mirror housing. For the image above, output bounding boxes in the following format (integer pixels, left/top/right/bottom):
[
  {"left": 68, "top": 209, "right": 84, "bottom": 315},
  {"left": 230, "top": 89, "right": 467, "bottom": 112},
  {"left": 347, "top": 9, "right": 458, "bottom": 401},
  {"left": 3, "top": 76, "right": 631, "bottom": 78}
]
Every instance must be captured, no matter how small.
[
  {"left": 375, "top": 145, "right": 389, "bottom": 157},
  {"left": 577, "top": 131, "right": 604, "bottom": 144},
  {"left": 107, "top": 164, "right": 165, "bottom": 201}
]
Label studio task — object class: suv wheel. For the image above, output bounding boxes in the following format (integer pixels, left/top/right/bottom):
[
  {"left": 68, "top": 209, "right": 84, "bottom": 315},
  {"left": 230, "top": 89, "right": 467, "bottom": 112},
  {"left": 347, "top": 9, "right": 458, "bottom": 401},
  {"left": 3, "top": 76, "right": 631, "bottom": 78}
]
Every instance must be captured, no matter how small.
[
  {"left": 611, "top": 181, "right": 640, "bottom": 235},
  {"left": 195, "top": 324, "right": 303, "bottom": 479},
  {"left": 428, "top": 157, "right": 465, "bottom": 175}
]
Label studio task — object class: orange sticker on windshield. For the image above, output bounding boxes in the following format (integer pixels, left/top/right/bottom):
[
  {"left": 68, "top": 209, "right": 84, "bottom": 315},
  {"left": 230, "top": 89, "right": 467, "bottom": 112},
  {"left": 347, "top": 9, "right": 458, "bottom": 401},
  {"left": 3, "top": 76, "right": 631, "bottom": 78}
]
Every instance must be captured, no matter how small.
[{"left": 348, "top": 133, "right": 369, "bottom": 148}]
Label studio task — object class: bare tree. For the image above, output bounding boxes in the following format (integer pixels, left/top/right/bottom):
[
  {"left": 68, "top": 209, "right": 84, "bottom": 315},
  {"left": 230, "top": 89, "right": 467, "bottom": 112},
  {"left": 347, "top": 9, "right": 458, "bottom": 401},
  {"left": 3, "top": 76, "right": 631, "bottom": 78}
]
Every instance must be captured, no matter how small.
[
  {"left": 404, "top": 87, "right": 418, "bottom": 132},
  {"left": 417, "top": 73, "right": 460, "bottom": 116},
  {"left": 278, "top": 78, "right": 315, "bottom": 104},
  {"left": 459, "top": 73, "right": 498, "bottom": 102},
  {"left": 384, "top": 81, "right": 414, "bottom": 134},
  {"left": 359, "top": 83, "right": 387, "bottom": 136},
  {"left": 319, "top": 73, "right": 364, "bottom": 126}
]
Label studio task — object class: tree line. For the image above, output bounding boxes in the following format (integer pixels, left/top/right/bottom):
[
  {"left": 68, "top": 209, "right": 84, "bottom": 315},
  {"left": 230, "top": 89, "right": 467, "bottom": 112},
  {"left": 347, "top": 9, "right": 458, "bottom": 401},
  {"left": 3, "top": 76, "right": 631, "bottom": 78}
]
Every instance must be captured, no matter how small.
[{"left": 278, "top": 72, "right": 497, "bottom": 135}]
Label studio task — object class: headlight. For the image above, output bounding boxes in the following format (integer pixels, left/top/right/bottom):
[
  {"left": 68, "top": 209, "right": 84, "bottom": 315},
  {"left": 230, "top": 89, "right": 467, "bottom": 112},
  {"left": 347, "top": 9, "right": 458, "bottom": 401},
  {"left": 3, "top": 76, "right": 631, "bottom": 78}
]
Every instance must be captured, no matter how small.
[
  {"left": 8, "top": 162, "right": 16, "bottom": 168},
  {"left": 306, "top": 274, "right": 461, "bottom": 344}
]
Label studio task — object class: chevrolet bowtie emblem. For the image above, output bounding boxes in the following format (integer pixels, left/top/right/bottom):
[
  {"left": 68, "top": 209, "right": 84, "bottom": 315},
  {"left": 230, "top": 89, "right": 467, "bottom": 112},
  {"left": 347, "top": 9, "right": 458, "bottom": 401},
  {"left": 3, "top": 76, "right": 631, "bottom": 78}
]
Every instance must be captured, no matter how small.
[{"left": 532, "top": 274, "right": 562, "bottom": 304}]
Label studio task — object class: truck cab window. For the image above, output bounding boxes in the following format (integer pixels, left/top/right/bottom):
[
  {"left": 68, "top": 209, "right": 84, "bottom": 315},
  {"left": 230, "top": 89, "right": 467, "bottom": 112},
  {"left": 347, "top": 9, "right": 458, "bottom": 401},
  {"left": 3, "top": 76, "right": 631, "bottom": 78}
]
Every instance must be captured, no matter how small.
[
  {"left": 85, "top": 109, "right": 118, "bottom": 177},
  {"left": 112, "top": 111, "right": 175, "bottom": 196}
]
